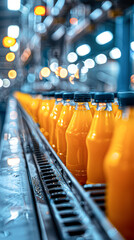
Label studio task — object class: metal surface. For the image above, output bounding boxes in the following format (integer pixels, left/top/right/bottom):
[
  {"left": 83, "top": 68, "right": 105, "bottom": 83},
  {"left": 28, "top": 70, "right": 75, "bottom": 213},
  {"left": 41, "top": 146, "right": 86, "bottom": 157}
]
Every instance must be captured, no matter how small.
[
  {"left": 18, "top": 100, "right": 124, "bottom": 240},
  {"left": 0, "top": 98, "right": 41, "bottom": 240}
]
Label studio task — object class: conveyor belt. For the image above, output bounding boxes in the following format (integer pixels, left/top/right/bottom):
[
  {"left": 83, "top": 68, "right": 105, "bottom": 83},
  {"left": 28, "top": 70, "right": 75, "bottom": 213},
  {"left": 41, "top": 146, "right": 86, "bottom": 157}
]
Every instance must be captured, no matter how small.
[{"left": 18, "top": 102, "right": 124, "bottom": 240}]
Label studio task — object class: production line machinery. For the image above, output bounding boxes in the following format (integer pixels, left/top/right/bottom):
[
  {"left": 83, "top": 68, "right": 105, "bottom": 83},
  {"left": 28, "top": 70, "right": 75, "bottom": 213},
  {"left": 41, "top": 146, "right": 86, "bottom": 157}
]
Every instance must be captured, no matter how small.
[{"left": 0, "top": 96, "right": 124, "bottom": 240}]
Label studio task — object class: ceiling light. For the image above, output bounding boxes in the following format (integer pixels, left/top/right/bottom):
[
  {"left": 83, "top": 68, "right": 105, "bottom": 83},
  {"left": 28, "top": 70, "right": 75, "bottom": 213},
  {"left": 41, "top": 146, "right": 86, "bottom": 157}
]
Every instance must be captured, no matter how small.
[
  {"left": 50, "top": 62, "right": 58, "bottom": 72},
  {"left": 0, "top": 79, "right": 3, "bottom": 88},
  {"left": 40, "top": 67, "right": 51, "bottom": 78},
  {"left": 8, "top": 70, "right": 17, "bottom": 79},
  {"left": 6, "top": 52, "right": 15, "bottom": 62},
  {"left": 8, "top": 0, "right": 21, "bottom": 10},
  {"left": 10, "top": 42, "right": 19, "bottom": 52},
  {"left": 90, "top": 9, "right": 102, "bottom": 20},
  {"left": 67, "top": 52, "right": 78, "bottom": 63},
  {"left": 102, "top": 1, "right": 112, "bottom": 11},
  {"left": 68, "top": 64, "right": 78, "bottom": 74},
  {"left": 131, "top": 41, "right": 134, "bottom": 51},
  {"left": 60, "top": 68, "right": 68, "bottom": 78},
  {"left": 3, "top": 78, "right": 10, "bottom": 88},
  {"left": 81, "top": 66, "right": 88, "bottom": 74},
  {"left": 34, "top": 6, "right": 46, "bottom": 16},
  {"left": 109, "top": 48, "right": 121, "bottom": 59},
  {"left": 70, "top": 18, "right": 78, "bottom": 25},
  {"left": 76, "top": 44, "right": 91, "bottom": 56},
  {"left": 95, "top": 54, "right": 107, "bottom": 64},
  {"left": 84, "top": 59, "right": 95, "bottom": 69},
  {"left": 8, "top": 25, "right": 19, "bottom": 39},
  {"left": 2, "top": 36, "right": 16, "bottom": 48},
  {"left": 96, "top": 31, "right": 113, "bottom": 45}
]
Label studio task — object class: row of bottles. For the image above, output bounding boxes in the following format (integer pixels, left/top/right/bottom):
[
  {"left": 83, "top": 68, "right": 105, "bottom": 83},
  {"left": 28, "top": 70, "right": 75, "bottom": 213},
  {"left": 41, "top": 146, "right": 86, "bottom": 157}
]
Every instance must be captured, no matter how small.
[{"left": 15, "top": 90, "right": 134, "bottom": 240}]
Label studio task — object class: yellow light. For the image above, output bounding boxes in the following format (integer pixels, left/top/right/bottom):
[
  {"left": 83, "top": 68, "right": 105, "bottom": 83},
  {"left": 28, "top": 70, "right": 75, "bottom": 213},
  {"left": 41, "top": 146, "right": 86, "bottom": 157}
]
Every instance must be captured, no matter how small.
[
  {"left": 40, "top": 67, "right": 51, "bottom": 78},
  {"left": 6, "top": 52, "right": 15, "bottom": 62},
  {"left": 60, "top": 68, "right": 68, "bottom": 78},
  {"left": 34, "top": 6, "right": 46, "bottom": 16},
  {"left": 8, "top": 70, "right": 17, "bottom": 79},
  {"left": 55, "top": 66, "right": 62, "bottom": 76},
  {"left": 70, "top": 18, "right": 78, "bottom": 25},
  {"left": 2, "top": 36, "right": 16, "bottom": 48}
]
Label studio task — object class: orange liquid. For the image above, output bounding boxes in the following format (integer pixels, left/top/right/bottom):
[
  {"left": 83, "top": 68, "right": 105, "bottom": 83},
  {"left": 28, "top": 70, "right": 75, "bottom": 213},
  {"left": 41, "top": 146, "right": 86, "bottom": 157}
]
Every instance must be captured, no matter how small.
[
  {"left": 41, "top": 98, "right": 55, "bottom": 140},
  {"left": 86, "top": 109, "right": 114, "bottom": 184},
  {"left": 104, "top": 108, "right": 134, "bottom": 240},
  {"left": 31, "top": 98, "right": 41, "bottom": 123},
  {"left": 38, "top": 99, "right": 48, "bottom": 127},
  {"left": 66, "top": 103, "right": 92, "bottom": 185},
  {"left": 115, "top": 108, "right": 122, "bottom": 122},
  {"left": 49, "top": 100, "right": 63, "bottom": 151},
  {"left": 56, "top": 103, "right": 75, "bottom": 164},
  {"left": 112, "top": 101, "right": 119, "bottom": 116}
]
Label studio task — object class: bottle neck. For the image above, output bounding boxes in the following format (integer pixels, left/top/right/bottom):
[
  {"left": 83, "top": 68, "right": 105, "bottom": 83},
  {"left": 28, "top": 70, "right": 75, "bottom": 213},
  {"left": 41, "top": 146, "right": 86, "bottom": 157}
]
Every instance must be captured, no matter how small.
[
  {"left": 64, "top": 99, "right": 75, "bottom": 106},
  {"left": 55, "top": 98, "right": 63, "bottom": 104},
  {"left": 75, "top": 102, "right": 90, "bottom": 110},
  {"left": 96, "top": 102, "right": 112, "bottom": 111}
]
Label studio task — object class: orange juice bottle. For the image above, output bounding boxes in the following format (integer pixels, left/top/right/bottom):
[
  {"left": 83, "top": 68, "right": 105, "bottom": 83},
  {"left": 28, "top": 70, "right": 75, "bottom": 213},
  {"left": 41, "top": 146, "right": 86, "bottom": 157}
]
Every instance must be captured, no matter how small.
[
  {"left": 56, "top": 92, "right": 75, "bottom": 165},
  {"left": 49, "top": 92, "right": 63, "bottom": 151},
  {"left": 86, "top": 92, "right": 114, "bottom": 184},
  {"left": 66, "top": 93, "right": 92, "bottom": 185},
  {"left": 114, "top": 93, "right": 122, "bottom": 122},
  {"left": 89, "top": 92, "right": 96, "bottom": 116},
  {"left": 31, "top": 92, "right": 42, "bottom": 123},
  {"left": 38, "top": 92, "right": 48, "bottom": 127},
  {"left": 112, "top": 92, "right": 119, "bottom": 116},
  {"left": 104, "top": 92, "right": 134, "bottom": 240},
  {"left": 41, "top": 91, "right": 55, "bottom": 140}
]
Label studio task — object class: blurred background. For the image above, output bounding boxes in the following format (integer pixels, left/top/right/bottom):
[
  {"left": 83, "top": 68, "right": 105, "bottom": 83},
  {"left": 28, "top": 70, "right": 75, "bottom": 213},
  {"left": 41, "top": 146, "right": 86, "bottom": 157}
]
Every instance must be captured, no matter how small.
[{"left": 0, "top": 0, "right": 133, "bottom": 135}]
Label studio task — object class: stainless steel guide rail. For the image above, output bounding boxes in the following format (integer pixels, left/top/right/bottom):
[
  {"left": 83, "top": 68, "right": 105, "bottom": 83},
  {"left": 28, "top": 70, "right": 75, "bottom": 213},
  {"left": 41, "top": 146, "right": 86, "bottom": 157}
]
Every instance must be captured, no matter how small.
[{"left": 17, "top": 102, "right": 124, "bottom": 240}]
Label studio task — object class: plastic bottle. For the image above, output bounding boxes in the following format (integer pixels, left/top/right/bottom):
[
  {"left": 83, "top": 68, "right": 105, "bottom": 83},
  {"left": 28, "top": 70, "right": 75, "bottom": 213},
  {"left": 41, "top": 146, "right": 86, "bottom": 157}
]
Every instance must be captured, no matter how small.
[
  {"left": 86, "top": 92, "right": 114, "bottom": 184},
  {"left": 30, "top": 92, "right": 42, "bottom": 123},
  {"left": 89, "top": 92, "right": 96, "bottom": 117},
  {"left": 104, "top": 92, "right": 134, "bottom": 240},
  {"left": 66, "top": 93, "right": 92, "bottom": 185},
  {"left": 49, "top": 92, "right": 63, "bottom": 151},
  {"left": 112, "top": 92, "right": 119, "bottom": 116},
  {"left": 56, "top": 92, "right": 75, "bottom": 165}
]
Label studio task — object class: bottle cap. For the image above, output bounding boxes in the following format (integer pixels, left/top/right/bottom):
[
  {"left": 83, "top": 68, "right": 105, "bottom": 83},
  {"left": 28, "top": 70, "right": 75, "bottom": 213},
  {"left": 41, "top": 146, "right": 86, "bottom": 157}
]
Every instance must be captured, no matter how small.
[
  {"left": 42, "top": 91, "right": 55, "bottom": 97},
  {"left": 63, "top": 92, "right": 74, "bottom": 100},
  {"left": 118, "top": 91, "right": 134, "bottom": 107},
  {"left": 74, "top": 92, "right": 91, "bottom": 102},
  {"left": 54, "top": 91, "right": 64, "bottom": 99},
  {"left": 94, "top": 92, "right": 114, "bottom": 103}
]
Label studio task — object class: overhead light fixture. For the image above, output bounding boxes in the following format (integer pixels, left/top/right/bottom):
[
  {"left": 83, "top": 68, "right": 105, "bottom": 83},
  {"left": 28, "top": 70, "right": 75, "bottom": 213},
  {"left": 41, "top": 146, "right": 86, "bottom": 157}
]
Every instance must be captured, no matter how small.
[
  {"left": 6, "top": 52, "right": 15, "bottom": 62},
  {"left": 8, "top": 25, "right": 19, "bottom": 39},
  {"left": 96, "top": 31, "right": 113, "bottom": 45},
  {"left": 34, "top": 6, "right": 46, "bottom": 16},
  {"left": 70, "top": 18, "right": 78, "bottom": 25},
  {"left": 60, "top": 68, "right": 68, "bottom": 78},
  {"left": 68, "top": 64, "right": 77, "bottom": 74},
  {"left": 10, "top": 42, "right": 19, "bottom": 52},
  {"left": 131, "top": 41, "right": 134, "bottom": 51},
  {"left": 36, "top": 23, "right": 47, "bottom": 34},
  {"left": 51, "top": 26, "right": 65, "bottom": 41},
  {"left": 50, "top": 62, "right": 58, "bottom": 72},
  {"left": 76, "top": 44, "right": 91, "bottom": 56},
  {"left": 2, "top": 36, "right": 16, "bottom": 48},
  {"left": 67, "top": 52, "right": 78, "bottom": 63},
  {"left": 40, "top": 67, "right": 51, "bottom": 78},
  {"left": 95, "top": 54, "right": 107, "bottom": 64},
  {"left": 3, "top": 78, "right": 10, "bottom": 88},
  {"left": 8, "top": 70, "right": 17, "bottom": 79},
  {"left": 7, "top": 0, "right": 21, "bottom": 10},
  {"left": 84, "top": 59, "right": 95, "bottom": 69},
  {"left": 81, "top": 66, "right": 88, "bottom": 74},
  {"left": 0, "top": 79, "right": 3, "bottom": 88},
  {"left": 102, "top": 1, "right": 112, "bottom": 11},
  {"left": 90, "top": 9, "right": 103, "bottom": 20},
  {"left": 109, "top": 47, "right": 121, "bottom": 59}
]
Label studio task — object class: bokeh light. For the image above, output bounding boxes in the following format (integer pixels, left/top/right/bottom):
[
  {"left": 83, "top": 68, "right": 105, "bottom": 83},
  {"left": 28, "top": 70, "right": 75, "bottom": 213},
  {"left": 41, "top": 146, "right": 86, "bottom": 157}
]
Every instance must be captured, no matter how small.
[
  {"left": 40, "top": 67, "right": 51, "bottom": 77},
  {"left": 2, "top": 36, "right": 16, "bottom": 48},
  {"left": 6, "top": 52, "right": 15, "bottom": 62},
  {"left": 8, "top": 70, "right": 17, "bottom": 79},
  {"left": 34, "top": 6, "right": 46, "bottom": 16}
]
